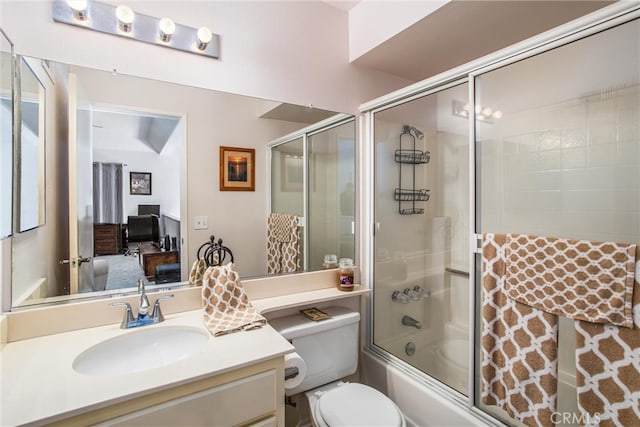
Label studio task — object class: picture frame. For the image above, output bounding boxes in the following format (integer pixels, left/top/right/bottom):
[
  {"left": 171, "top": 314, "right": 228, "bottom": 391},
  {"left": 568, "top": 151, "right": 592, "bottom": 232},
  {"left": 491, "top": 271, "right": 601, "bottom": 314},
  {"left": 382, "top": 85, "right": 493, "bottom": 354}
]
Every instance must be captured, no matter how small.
[
  {"left": 130, "top": 171, "right": 152, "bottom": 195},
  {"left": 220, "top": 146, "right": 255, "bottom": 191}
]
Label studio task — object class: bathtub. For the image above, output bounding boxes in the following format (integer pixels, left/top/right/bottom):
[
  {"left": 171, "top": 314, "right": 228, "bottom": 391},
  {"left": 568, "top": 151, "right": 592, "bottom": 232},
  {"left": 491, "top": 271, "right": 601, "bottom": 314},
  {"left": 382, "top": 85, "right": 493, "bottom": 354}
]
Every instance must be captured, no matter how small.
[
  {"left": 376, "top": 322, "right": 469, "bottom": 395},
  {"left": 360, "top": 350, "right": 490, "bottom": 427}
]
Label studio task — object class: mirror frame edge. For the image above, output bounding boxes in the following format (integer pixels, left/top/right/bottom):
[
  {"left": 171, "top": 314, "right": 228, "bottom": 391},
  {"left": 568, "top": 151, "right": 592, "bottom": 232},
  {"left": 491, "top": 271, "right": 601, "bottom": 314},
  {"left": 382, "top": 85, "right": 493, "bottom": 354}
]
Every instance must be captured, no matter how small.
[{"left": 1, "top": 27, "right": 15, "bottom": 312}]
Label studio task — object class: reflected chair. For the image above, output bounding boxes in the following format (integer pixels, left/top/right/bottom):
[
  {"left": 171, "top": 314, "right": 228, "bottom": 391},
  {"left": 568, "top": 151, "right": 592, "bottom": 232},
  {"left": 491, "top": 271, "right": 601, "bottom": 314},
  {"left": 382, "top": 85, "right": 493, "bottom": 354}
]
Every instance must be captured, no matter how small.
[{"left": 125, "top": 214, "right": 160, "bottom": 256}]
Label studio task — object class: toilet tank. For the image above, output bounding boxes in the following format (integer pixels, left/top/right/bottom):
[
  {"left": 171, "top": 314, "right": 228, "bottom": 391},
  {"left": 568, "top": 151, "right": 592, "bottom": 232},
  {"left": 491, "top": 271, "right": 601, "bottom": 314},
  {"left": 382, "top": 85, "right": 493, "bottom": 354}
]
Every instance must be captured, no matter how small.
[{"left": 271, "top": 306, "right": 360, "bottom": 395}]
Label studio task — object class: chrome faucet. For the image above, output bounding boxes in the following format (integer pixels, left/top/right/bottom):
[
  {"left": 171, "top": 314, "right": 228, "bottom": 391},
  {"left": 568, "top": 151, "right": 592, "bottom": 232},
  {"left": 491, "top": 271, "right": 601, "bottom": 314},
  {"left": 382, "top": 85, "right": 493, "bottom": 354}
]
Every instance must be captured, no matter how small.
[
  {"left": 402, "top": 315, "right": 422, "bottom": 329},
  {"left": 111, "top": 280, "right": 174, "bottom": 329},
  {"left": 138, "top": 279, "right": 151, "bottom": 319}
]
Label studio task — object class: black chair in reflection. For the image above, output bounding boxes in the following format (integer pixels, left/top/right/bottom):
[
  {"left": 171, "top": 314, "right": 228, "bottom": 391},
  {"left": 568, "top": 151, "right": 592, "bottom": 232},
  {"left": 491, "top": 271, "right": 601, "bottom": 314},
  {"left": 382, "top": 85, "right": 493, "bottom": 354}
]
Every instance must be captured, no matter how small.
[{"left": 125, "top": 214, "right": 160, "bottom": 256}]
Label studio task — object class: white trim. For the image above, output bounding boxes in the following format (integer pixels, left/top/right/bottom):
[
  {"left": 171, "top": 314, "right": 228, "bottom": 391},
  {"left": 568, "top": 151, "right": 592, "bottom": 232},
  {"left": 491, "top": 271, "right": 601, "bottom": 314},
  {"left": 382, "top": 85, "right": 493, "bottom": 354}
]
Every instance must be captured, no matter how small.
[
  {"left": 302, "top": 132, "right": 309, "bottom": 271},
  {"left": 467, "top": 77, "right": 477, "bottom": 408},
  {"left": 179, "top": 113, "right": 188, "bottom": 281},
  {"left": 367, "top": 78, "right": 468, "bottom": 115}
]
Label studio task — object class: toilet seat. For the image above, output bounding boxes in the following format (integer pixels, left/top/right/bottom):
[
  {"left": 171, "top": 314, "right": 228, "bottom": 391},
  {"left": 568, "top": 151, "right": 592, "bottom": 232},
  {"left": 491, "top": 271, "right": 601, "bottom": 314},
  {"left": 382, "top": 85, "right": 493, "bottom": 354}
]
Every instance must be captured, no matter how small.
[{"left": 312, "top": 383, "right": 404, "bottom": 427}]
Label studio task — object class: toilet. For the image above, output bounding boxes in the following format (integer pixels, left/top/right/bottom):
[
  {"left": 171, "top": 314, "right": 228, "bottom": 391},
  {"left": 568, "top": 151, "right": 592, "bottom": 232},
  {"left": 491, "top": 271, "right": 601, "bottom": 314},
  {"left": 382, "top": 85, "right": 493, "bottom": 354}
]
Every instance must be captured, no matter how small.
[{"left": 271, "top": 306, "right": 405, "bottom": 427}]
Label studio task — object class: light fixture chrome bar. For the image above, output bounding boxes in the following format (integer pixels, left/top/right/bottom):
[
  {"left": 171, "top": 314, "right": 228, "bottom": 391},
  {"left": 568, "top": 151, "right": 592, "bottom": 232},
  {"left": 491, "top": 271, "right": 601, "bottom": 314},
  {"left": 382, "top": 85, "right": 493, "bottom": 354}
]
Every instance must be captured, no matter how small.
[{"left": 52, "top": 0, "right": 220, "bottom": 59}]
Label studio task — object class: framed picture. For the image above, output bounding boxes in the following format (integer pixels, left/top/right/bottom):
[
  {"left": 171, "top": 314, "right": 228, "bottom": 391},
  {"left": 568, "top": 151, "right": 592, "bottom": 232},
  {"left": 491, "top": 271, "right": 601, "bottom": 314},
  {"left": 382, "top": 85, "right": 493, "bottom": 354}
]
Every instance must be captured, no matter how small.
[
  {"left": 220, "top": 146, "right": 255, "bottom": 191},
  {"left": 130, "top": 172, "right": 152, "bottom": 195}
]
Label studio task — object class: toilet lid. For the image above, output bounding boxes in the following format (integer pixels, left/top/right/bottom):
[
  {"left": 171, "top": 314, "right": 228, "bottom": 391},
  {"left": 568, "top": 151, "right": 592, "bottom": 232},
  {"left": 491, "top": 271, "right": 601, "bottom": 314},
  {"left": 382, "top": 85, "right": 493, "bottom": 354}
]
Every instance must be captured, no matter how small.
[{"left": 318, "top": 383, "right": 402, "bottom": 427}]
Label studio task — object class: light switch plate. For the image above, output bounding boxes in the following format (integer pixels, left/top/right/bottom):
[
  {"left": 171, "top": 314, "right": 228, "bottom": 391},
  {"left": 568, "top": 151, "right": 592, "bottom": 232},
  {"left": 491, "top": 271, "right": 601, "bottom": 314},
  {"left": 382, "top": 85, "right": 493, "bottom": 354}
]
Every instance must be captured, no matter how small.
[{"left": 194, "top": 216, "right": 208, "bottom": 230}]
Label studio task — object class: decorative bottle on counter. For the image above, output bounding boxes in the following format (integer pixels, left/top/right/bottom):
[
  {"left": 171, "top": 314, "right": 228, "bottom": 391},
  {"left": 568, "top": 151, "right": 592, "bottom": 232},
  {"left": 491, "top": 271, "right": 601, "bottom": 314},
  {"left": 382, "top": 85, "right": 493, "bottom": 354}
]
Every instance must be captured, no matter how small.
[
  {"left": 322, "top": 254, "right": 338, "bottom": 269},
  {"left": 338, "top": 258, "right": 355, "bottom": 291}
]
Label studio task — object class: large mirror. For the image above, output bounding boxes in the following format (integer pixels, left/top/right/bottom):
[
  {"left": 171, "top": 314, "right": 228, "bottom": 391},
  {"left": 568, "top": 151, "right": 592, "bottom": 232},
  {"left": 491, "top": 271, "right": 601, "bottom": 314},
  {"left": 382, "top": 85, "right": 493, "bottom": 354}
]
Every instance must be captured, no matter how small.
[
  {"left": 10, "top": 57, "right": 355, "bottom": 308},
  {"left": 0, "top": 30, "right": 12, "bottom": 239},
  {"left": 16, "top": 57, "right": 46, "bottom": 232}
]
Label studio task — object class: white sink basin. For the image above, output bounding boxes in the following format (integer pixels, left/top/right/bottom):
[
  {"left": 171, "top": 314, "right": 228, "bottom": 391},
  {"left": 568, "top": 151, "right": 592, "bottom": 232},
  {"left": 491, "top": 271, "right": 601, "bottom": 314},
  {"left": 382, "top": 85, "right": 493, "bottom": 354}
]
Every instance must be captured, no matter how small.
[{"left": 73, "top": 326, "right": 210, "bottom": 376}]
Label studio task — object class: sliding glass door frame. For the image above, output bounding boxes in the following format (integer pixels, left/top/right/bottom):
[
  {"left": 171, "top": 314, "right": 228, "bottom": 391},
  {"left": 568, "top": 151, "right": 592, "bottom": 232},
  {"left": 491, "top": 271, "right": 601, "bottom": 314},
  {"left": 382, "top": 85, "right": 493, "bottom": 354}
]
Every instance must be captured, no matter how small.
[{"left": 360, "top": 3, "right": 640, "bottom": 425}]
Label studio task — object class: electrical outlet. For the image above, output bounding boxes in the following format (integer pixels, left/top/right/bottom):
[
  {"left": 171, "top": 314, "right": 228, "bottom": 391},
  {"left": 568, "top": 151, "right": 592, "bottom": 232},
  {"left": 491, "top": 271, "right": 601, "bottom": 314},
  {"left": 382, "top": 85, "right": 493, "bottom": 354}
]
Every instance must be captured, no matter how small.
[{"left": 194, "top": 216, "right": 208, "bottom": 230}]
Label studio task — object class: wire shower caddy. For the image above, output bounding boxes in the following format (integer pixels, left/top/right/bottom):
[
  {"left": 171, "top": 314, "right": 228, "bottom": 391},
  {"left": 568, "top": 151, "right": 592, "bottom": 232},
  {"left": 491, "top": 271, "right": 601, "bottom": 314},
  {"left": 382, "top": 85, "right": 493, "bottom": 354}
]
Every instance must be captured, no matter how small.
[{"left": 394, "top": 125, "right": 430, "bottom": 215}]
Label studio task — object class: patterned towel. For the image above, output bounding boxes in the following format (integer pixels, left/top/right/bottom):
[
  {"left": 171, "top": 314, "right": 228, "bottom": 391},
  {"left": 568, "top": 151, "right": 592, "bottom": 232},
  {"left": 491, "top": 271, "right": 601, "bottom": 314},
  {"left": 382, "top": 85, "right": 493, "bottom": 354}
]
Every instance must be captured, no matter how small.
[
  {"left": 504, "top": 234, "right": 636, "bottom": 328},
  {"left": 483, "top": 233, "right": 639, "bottom": 427},
  {"left": 267, "top": 213, "right": 300, "bottom": 275},
  {"left": 481, "top": 233, "right": 558, "bottom": 427},
  {"left": 202, "top": 262, "right": 266, "bottom": 336},
  {"left": 189, "top": 258, "right": 207, "bottom": 286},
  {"left": 574, "top": 247, "right": 640, "bottom": 425}
]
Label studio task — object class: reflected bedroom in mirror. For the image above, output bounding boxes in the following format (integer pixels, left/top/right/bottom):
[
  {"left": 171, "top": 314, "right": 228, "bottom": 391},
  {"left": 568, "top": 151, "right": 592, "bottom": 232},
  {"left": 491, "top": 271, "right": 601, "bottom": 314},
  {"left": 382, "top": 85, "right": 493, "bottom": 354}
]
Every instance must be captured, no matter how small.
[{"left": 9, "top": 55, "right": 355, "bottom": 310}]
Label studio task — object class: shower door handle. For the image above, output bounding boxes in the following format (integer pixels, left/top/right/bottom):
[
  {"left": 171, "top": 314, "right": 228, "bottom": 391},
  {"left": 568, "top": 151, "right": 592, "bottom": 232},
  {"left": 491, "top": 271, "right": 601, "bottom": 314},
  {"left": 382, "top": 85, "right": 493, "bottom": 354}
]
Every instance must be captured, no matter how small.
[{"left": 374, "top": 223, "right": 380, "bottom": 235}]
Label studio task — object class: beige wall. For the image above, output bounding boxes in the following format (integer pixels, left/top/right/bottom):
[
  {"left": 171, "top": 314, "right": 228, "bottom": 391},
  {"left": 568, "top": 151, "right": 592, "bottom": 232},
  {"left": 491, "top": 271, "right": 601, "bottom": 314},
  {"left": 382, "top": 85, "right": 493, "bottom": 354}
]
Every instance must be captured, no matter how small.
[{"left": 0, "top": 1, "right": 412, "bottom": 115}]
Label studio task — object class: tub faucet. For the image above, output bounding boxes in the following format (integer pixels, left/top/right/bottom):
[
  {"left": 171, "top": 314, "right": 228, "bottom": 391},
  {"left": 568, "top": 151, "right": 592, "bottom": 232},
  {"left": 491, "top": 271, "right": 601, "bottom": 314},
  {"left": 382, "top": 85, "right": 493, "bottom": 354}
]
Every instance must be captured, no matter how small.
[{"left": 402, "top": 315, "right": 422, "bottom": 329}]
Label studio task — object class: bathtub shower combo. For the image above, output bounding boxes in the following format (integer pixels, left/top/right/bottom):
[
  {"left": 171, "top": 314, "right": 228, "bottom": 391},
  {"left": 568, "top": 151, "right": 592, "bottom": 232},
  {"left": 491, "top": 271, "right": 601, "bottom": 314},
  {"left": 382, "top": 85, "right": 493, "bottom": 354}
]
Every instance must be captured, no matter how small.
[{"left": 366, "top": 6, "right": 640, "bottom": 427}]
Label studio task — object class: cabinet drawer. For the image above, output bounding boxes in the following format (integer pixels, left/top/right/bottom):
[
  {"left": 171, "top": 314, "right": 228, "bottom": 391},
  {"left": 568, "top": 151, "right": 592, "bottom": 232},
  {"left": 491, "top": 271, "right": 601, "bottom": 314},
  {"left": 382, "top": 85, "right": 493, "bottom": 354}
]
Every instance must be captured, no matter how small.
[
  {"left": 101, "top": 370, "right": 277, "bottom": 427},
  {"left": 94, "top": 224, "right": 120, "bottom": 255}
]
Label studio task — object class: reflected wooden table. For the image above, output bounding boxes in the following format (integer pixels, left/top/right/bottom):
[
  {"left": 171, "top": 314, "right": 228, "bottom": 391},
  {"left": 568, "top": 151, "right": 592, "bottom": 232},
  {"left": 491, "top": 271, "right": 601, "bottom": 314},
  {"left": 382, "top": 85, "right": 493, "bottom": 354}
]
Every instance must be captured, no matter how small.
[{"left": 138, "top": 242, "right": 179, "bottom": 279}]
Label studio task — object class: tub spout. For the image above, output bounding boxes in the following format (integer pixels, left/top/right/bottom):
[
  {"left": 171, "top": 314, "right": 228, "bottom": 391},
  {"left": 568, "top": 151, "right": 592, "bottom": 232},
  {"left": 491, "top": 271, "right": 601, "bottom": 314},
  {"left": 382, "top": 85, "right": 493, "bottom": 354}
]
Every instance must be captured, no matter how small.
[{"left": 402, "top": 315, "right": 422, "bottom": 329}]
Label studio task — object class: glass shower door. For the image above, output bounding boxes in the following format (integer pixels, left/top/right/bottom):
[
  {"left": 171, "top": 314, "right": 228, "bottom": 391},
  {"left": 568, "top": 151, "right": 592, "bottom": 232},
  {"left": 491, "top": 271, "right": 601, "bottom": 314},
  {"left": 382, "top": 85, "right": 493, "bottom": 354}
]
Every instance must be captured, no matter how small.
[
  {"left": 474, "top": 18, "right": 640, "bottom": 426},
  {"left": 372, "top": 82, "right": 470, "bottom": 394},
  {"left": 307, "top": 120, "right": 355, "bottom": 271}
]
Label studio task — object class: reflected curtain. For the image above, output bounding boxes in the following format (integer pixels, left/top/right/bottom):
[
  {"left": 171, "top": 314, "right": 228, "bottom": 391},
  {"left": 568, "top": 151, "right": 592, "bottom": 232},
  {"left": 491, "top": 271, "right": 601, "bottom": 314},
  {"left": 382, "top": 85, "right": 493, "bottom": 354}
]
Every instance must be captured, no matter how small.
[{"left": 92, "top": 162, "right": 123, "bottom": 224}]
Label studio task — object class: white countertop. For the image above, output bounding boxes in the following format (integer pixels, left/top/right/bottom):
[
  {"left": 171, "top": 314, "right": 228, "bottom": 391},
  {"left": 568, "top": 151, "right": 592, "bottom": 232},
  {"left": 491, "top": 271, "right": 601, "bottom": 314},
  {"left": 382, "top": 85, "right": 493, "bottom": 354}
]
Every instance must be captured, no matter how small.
[{"left": 0, "top": 309, "right": 294, "bottom": 426}]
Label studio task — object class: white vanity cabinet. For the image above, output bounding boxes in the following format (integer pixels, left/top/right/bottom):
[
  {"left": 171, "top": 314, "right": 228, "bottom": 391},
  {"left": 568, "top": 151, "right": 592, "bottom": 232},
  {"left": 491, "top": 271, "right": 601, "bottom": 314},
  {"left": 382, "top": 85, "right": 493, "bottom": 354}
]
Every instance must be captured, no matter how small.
[{"left": 51, "top": 358, "right": 284, "bottom": 427}]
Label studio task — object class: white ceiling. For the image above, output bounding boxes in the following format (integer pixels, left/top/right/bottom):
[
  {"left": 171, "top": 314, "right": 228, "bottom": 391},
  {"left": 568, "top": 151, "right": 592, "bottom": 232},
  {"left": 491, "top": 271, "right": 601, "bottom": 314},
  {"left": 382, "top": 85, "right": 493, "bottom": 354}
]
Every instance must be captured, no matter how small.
[
  {"left": 346, "top": 0, "right": 614, "bottom": 82},
  {"left": 92, "top": 109, "right": 180, "bottom": 153},
  {"left": 322, "top": 0, "right": 361, "bottom": 12}
]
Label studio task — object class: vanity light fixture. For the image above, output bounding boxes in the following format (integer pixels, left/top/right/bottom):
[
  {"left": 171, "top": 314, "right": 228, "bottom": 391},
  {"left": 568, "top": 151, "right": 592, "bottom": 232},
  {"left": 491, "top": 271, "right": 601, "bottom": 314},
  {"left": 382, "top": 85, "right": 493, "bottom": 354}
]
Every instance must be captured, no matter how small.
[
  {"left": 116, "top": 5, "right": 134, "bottom": 33},
  {"left": 158, "top": 17, "right": 175, "bottom": 42},
  {"left": 67, "top": 0, "right": 88, "bottom": 20},
  {"left": 196, "top": 27, "right": 213, "bottom": 50},
  {"left": 52, "top": 0, "right": 220, "bottom": 59}
]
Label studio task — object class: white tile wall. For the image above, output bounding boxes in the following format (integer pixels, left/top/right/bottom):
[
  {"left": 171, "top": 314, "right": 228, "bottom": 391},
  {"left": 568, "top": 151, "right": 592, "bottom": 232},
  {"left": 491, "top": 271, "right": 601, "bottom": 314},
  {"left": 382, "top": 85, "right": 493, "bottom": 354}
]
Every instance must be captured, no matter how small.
[{"left": 480, "top": 85, "right": 640, "bottom": 244}]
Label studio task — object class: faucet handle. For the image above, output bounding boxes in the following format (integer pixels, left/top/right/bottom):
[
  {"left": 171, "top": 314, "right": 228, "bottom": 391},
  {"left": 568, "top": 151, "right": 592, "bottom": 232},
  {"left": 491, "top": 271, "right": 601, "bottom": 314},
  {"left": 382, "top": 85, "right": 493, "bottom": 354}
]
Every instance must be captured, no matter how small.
[
  {"left": 111, "top": 302, "right": 134, "bottom": 329},
  {"left": 151, "top": 294, "right": 175, "bottom": 323},
  {"left": 413, "top": 285, "right": 431, "bottom": 298},
  {"left": 403, "top": 287, "right": 421, "bottom": 301},
  {"left": 392, "top": 290, "right": 410, "bottom": 304}
]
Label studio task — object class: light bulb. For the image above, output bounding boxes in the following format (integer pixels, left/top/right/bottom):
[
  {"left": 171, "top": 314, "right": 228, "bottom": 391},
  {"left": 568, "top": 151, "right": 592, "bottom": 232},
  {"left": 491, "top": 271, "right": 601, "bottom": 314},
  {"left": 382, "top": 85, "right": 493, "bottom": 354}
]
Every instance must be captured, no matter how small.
[
  {"left": 67, "top": 0, "right": 88, "bottom": 20},
  {"left": 196, "top": 27, "right": 212, "bottom": 50},
  {"left": 116, "top": 5, "right": 134, "bottom": 32},
  {"left": 159, "top": 17, "right": 175, "bottom": 42},
  {"left": 492, "top": 110, "right": 503, "bottom": 119},
  {"left": 482, "top": 107, "right": 493, "bottom": 117}
]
